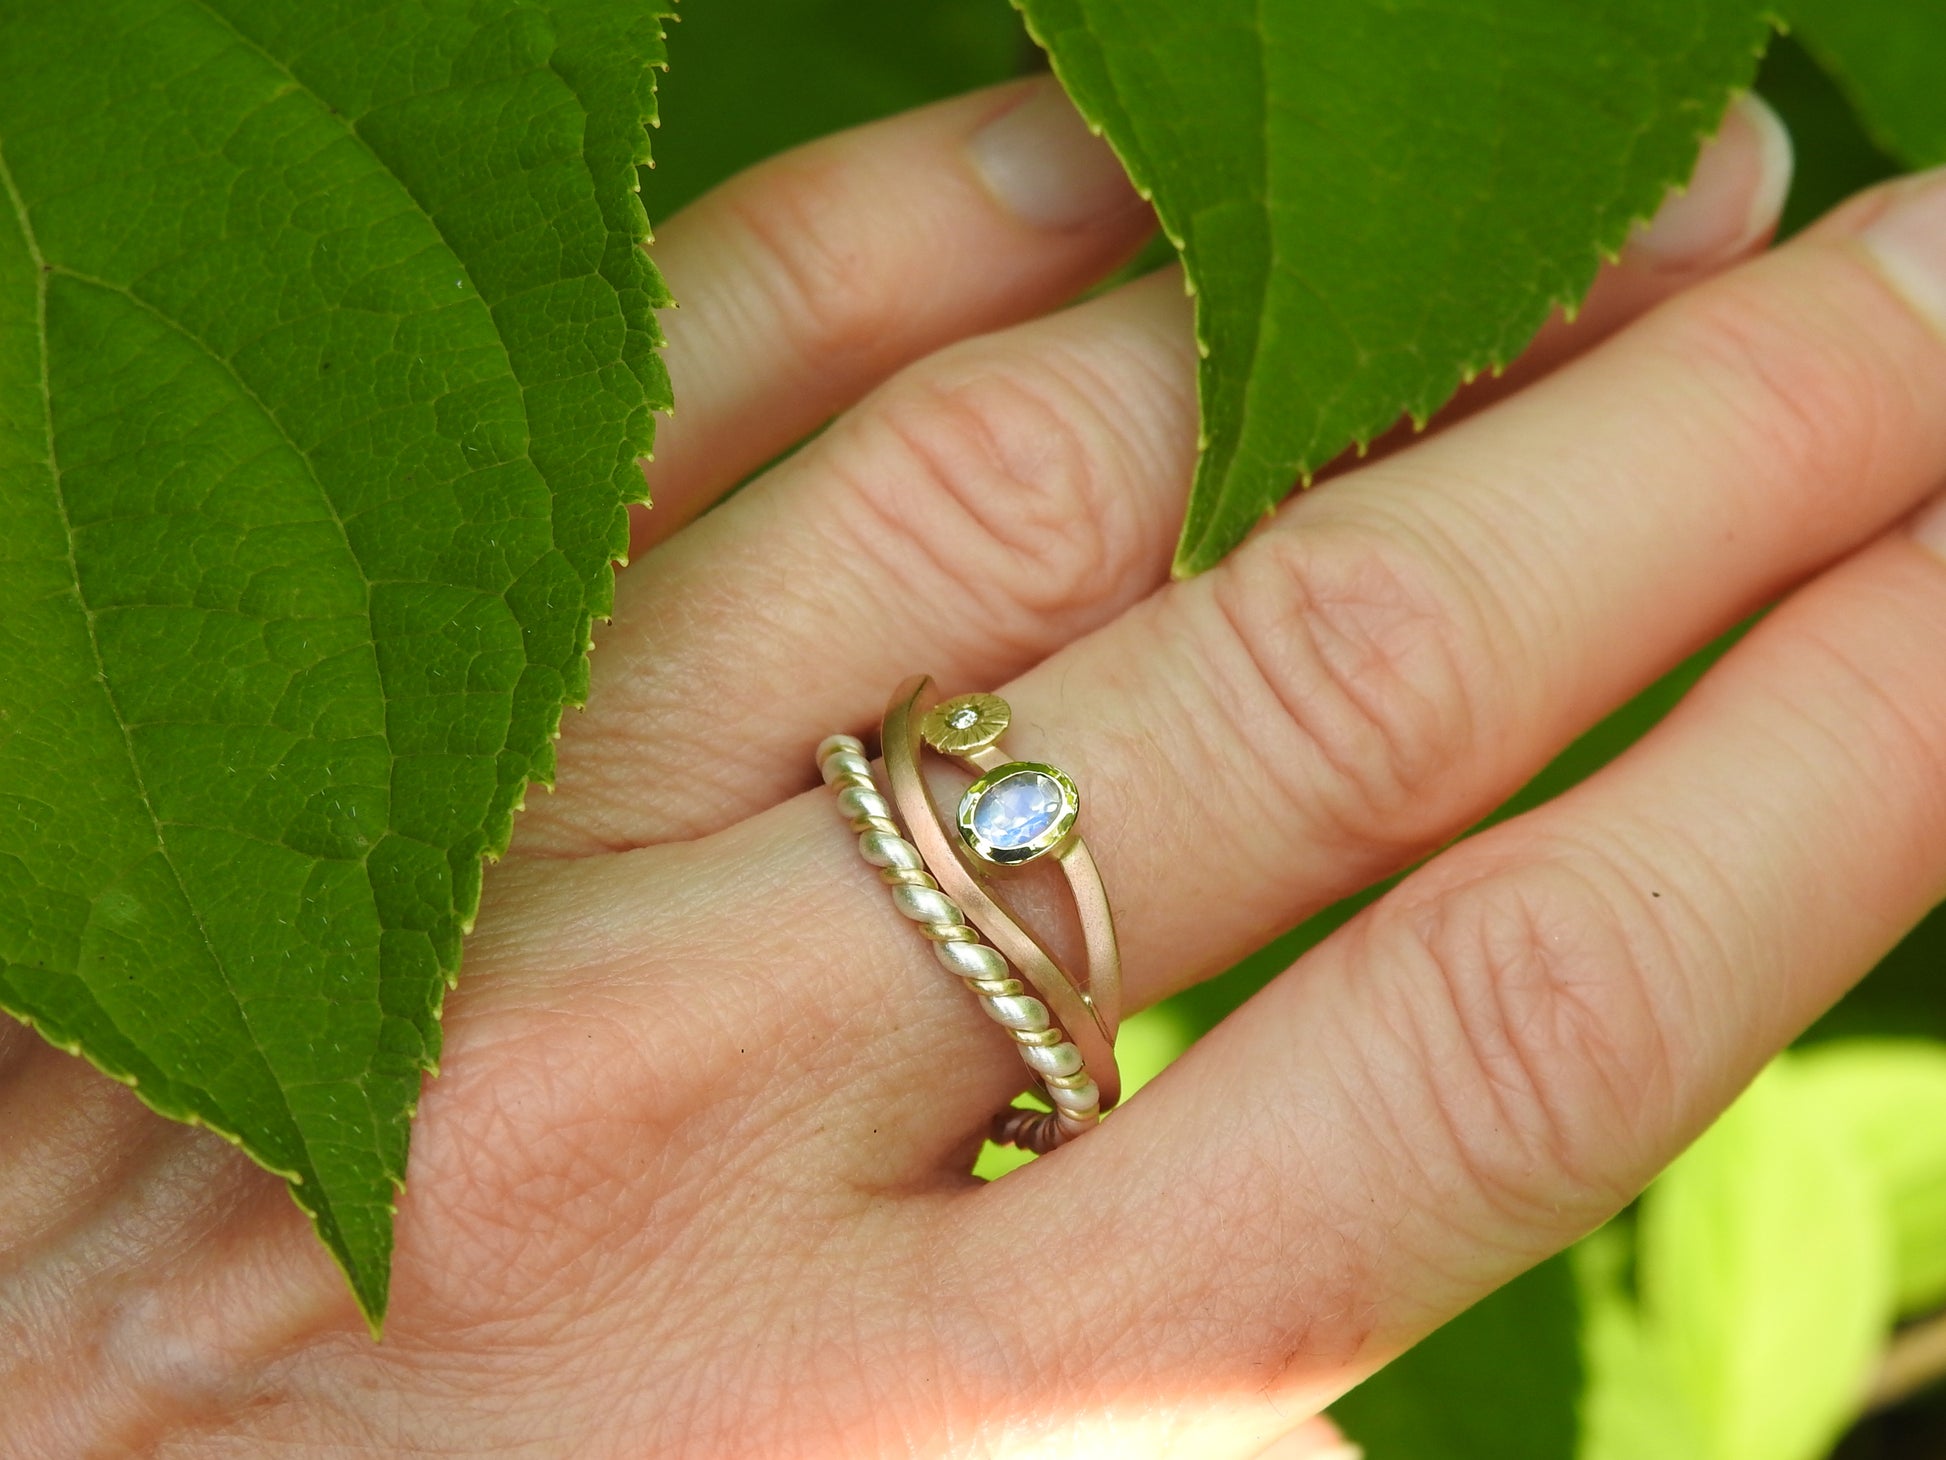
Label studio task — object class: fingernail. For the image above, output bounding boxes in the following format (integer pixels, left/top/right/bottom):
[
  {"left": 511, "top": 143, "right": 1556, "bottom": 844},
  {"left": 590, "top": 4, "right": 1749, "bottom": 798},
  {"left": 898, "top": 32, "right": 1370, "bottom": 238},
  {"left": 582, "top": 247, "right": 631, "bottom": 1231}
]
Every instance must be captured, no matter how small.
[
  {"left": 1631, "top": 92, "right": 1793, "bottom": 266},
  {"left": 1908, "top": 488, "right": 1946, "bottom": 562},
  {"left": 968, "top": 78, "right": 1142, "bottom": 229},
  {"left": 1860, "top": 165, "right": 1946, "bottom": 337}
]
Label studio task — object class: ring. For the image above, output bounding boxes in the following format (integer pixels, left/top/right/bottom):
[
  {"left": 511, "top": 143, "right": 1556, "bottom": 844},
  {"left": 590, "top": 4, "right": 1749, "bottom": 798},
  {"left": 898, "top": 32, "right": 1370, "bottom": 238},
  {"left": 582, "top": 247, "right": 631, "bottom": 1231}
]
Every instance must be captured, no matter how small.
[
  {"left": 880, "top": 675, "right": 1121, "bottom": 1112},
  {"left": 817, "top": 733, "right": 1103, "bottom": 1152}
]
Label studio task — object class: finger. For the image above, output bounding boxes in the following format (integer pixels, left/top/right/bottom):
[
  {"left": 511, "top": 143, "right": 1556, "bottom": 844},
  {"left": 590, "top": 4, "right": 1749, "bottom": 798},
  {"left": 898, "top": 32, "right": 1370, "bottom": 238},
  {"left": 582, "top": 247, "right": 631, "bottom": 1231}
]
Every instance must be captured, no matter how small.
[
  {"left": 639, "top": 76, "right": 1153, "bottom": 545},
  {"left": 952, "top": 160, "right": 1946, "bottom": 1018},
  {"left": 971, "top": 519, "right": 1946, "bottom": 1413},
  {"left": 739, "top": 161, "right": 1946, "bottom": 1172},
  {"left": 525, "top": 94, "right": 1791, "bottom": 857},
  {"left": 520, "top": 268, "right": 1198, "bottom": 855}
]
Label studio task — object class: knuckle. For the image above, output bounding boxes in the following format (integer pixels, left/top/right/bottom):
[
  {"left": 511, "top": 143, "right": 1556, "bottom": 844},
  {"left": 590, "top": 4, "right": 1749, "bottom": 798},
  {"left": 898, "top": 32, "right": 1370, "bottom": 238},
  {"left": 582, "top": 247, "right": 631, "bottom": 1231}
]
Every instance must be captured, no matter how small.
[
  {"left": 1651, "top": 263, "right": 1904, "bottom": 497},
  {"left": 725, "top": 153, "right": 903, "bottom": 370},
  {"left": 1367, "top": 849, "right": 1683, "bottom": 1230},
  {"left": 841, "top": 348, "right": 1150, "bottom": 628},
  {"left": 1202, "top": 521, "right": 1482, "bottom": 848}
]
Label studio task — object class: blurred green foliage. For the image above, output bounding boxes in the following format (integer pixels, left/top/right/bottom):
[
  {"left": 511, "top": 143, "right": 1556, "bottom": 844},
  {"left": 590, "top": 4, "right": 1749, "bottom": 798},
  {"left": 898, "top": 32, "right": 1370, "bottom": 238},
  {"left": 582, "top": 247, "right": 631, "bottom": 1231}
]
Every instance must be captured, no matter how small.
[
  {"left": 1760, "top": 31, "right": 1901, "bottom": 237},
  {"left": 642, "top": 0, "right": 1027, "bottom": 221},
  {"left": 1786, "top": 0, "right": 1946, "bottom": 169},
  {"left": 1799, "top": 1046, "right": 1946, "bottom": 1321},
  {"left": 1628, "top": 1057, "right": 1891, "bottom": 1460},
  {"left": 1331, "top": 1254, "right": 1584, "bottom": 1459}
]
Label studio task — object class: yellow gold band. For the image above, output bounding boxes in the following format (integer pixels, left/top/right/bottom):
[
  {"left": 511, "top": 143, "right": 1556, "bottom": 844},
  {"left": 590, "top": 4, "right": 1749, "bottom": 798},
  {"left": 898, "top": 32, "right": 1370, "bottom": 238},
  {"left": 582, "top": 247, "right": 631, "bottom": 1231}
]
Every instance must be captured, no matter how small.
[
  {"left": 817, "top": 731, "right": 1100, "bottom": 1152},
  {"left": 881, "top": 675, "right": 1122, "bottom": 1117}
]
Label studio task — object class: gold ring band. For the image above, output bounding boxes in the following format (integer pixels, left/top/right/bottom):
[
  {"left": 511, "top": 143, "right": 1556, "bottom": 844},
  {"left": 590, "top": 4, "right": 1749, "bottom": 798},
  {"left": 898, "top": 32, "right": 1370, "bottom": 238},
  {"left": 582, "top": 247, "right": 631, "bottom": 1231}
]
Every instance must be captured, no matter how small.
[
  {"left": 881, "top": 675, "right": 1122, "bottom": 1115},
  {"left": 817, "top": 731, "right": 1102, "bottom": 1151}
]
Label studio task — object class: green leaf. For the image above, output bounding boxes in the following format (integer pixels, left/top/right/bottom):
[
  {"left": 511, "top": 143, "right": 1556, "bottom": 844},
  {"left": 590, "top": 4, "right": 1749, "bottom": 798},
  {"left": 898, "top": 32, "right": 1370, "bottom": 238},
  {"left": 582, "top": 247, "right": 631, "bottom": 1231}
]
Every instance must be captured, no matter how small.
[
  {"left": 647, "top": 0, "right": 1026, "bottom": 220},
  {"left": 1798, "top": 1040, "right": 1946, "bottom": 1318},
  {"left": 0, "top": 0, "right": 671, "bottom": 1328},
  {"left": 1755, "top": 34, "right": 1901, "bottom": 237},
  {"left": 1012, "top": 0, "right": 1777, "bottom": 575},
  {"left": 1786, "top": 0, "right": 1946, "bottom": 167},
  {"left": 1575, "top": 1223, "right": 1705, "bottom": 1460},
  {"left": 1637, "top": 1056, "right": 1892, "bottom": 1460},
  {"left": 1331, "top": 1254, "right": 1582, "bottom": 1459}
]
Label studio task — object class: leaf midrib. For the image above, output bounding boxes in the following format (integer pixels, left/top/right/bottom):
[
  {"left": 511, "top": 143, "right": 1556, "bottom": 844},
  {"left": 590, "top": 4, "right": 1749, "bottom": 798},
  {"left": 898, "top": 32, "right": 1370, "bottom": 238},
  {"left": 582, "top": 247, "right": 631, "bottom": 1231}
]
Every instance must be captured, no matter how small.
[
  {"left": 188, "top": 0, "right": 556, "bottom": 846},
  {"left": 190, "top": 0, "right": 542, "bottom": 509},
  {"left": 0, "top": 140, "right": 311, "bottom": 1187}
]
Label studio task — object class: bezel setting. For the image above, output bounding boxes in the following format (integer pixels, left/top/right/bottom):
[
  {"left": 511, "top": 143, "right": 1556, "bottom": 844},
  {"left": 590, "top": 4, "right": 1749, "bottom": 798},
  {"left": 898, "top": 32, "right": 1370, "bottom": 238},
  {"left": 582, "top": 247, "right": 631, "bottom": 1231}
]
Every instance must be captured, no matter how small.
[
  {"left": 956, "top": 761, "right": 1080, "bottom": 866},
  {"left": 921, "top": 692, "right": 1011, "bottom": 755}
]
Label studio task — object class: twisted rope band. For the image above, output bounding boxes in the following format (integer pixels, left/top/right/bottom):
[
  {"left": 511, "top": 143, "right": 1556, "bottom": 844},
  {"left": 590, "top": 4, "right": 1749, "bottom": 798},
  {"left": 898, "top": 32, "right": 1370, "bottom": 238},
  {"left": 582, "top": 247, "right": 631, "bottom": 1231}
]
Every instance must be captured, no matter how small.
[{"left": 817, "top": 733, "right": 1099, "bottom": 1153}]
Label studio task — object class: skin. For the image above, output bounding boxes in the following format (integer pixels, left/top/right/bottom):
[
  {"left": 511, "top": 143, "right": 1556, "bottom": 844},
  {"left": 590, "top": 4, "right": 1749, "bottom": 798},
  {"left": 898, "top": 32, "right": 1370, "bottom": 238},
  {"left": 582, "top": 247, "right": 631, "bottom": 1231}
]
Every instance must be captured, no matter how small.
[{"left": 7, "top": 76, "right": 1946, "bottom": 1457}]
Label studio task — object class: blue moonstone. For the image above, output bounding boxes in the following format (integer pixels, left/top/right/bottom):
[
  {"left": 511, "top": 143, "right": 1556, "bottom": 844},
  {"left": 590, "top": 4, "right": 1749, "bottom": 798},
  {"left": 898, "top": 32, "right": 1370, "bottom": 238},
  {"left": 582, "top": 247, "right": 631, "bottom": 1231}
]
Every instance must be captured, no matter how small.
[{"left": 971, "top": 770, "right": 1065, "bottom": 850}]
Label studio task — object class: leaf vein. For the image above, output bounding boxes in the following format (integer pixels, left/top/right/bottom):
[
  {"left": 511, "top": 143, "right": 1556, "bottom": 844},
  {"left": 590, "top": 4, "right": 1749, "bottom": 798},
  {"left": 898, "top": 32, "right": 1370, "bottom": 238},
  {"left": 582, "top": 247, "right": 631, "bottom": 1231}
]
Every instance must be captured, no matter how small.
[{"left": 0, "top": 140, "right": 317, "bottom": 1182}]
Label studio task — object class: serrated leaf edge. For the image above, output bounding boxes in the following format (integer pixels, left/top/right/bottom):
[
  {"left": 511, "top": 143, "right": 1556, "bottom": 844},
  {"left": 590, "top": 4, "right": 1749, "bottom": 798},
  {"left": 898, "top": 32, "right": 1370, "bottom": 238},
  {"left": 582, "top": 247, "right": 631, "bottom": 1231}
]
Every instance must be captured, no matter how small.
[
  {"left": 1013, "top": 3, "right": 1782, "bottom": 577},
  {"left": 0, "top": 3, "right": 678, "bottom": 1337}
]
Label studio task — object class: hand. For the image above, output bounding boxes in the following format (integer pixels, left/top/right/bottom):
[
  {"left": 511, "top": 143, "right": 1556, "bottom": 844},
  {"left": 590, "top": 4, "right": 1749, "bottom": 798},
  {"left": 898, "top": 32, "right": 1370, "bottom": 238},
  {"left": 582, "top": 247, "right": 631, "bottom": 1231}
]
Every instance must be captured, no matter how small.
[{"left": 7, "top": 75, "right": 1940, "bottom": 1459}]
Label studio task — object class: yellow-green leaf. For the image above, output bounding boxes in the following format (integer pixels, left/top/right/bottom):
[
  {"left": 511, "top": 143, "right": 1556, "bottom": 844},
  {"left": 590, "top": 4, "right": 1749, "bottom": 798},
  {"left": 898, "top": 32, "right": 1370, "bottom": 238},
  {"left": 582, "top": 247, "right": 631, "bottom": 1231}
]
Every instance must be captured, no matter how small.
[
  {"left": 1638, "top": 1057, "right": 1892, "bottom": 1460},
  {"left": 1799, "top": 1040, "right": 1946, "bottom": 1318}
]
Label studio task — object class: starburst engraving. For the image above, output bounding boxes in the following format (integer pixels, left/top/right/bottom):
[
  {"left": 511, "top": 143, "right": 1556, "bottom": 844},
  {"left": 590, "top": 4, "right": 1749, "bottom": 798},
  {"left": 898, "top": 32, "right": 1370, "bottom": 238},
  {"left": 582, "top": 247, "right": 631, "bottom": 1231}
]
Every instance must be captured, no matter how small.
[{"left": 921, "top": 692, "right": 1011, "bottom": 754}]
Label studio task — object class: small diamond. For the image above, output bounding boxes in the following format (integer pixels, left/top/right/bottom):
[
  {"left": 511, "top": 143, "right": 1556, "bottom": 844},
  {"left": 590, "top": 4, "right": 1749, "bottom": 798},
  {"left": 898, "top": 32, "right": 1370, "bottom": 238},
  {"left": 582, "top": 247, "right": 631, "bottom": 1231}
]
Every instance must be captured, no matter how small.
[
  {"left": 970, "top": 771, "right": 1065, "bottom": 851},
  {"left": 922, "top": 692, "right": 1011, "bottom": 753}
]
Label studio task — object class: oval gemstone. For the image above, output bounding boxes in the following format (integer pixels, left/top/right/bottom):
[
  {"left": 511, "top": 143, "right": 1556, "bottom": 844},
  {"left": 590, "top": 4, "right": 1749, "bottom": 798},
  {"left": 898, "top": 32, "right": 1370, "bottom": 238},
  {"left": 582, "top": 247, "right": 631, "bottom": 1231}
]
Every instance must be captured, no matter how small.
[{"left": 970, "top": 770, "right": 1065, "bottom": 851}]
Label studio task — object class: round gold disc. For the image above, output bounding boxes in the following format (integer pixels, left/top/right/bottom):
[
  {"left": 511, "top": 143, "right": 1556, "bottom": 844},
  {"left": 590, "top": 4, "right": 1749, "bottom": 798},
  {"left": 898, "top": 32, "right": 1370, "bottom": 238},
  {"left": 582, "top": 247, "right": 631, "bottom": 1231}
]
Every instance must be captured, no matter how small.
[{"left": 921, "top": 692, "right": 1011, "bottom": 755}]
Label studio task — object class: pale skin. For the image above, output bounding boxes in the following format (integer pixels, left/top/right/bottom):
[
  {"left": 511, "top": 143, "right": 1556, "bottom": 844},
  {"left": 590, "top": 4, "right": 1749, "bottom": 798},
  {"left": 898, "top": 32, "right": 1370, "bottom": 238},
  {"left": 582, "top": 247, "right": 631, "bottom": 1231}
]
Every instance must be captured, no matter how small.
[{"left": 9, "top": 74, "right": 1946, "bottom": 1458}]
